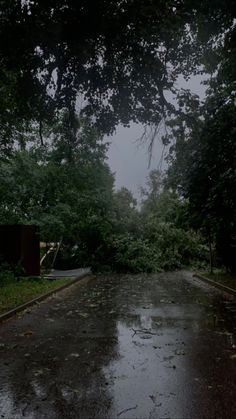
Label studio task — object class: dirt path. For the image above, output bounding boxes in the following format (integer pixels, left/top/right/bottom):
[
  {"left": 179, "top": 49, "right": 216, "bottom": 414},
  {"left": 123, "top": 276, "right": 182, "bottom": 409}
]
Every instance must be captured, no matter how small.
[{"left": 0, "top": 271, "right": 236, "bottom": 418}]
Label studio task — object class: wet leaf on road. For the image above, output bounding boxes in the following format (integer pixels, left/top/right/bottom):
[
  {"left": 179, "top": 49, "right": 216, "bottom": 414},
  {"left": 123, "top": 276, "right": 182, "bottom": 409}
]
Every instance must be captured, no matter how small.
[
  {"left": 140, "top": 335, "right": 152, "bottom": 339},
  {"left": 175, "top": 349, "right": 186, "bottom": 355},
  {"left": 34, "top": 370, "right": 44, "bottom": 376},
  {"left": 149, "top": 394, "right": 156, "bottom": 404},
  {"left": 68, "top": 353, "right": 80, "bottom": 358},
  {"left": 22, "top": 330, "right": 33, "bottom": 337}
]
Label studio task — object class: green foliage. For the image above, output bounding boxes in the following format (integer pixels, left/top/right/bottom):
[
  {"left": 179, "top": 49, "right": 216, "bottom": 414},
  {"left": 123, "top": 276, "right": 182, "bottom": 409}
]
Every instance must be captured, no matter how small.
[
  {"left": 140, "top": 171, "right": 207, "bottom": 270},
  {"left": 0, "top": 1, "right": 234, "bottom": 278},
  {"left": 91, "top": 170, "right": 207, "bottom": 273},
  {"left": 108, "top": 234, "right": 159, "bottom": 273},
  {"left": 0, "top": 114, "right": 210, "bottom": 274},
  {"left": 0, "top": 265, "right": 15, "bottom": 286},
  {"left": 0, "top": 276, "right": 70, "bottom": 314},
  {"left": 0, "top": 0, "right": 235, "bottom": 141},
  {"left": 45, "top": 166, "right": 206, "bottom": 273},
  {"left": 0, "top": 114, "right": 115, "bottom": 272},
  {"left": 167, "top": 86, "right": 236, "bottom": 273},
  {"left": 112, "top": 187, "right": 140, "bottom": 236}
]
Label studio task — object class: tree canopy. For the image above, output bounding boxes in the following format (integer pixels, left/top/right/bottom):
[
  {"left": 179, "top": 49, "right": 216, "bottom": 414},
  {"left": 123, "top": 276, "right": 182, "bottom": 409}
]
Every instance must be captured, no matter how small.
[
  {"left": 167, "top": 84, "right": 236, "bottom": 273},
  {"left": 0, "top": 1, "right": 235, "bottom": 276},
  {"left": 0, "top": 0, "right": 235, "bottom": 140}
]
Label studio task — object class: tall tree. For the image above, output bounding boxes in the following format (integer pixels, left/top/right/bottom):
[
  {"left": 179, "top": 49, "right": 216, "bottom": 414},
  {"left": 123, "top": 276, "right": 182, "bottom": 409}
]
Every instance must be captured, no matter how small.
[
  {"left": 167, "top": 87, "right": 236, "bottom": 273},
  {"left": 0, "top": 115, "right": 114, "bottom": 247}
]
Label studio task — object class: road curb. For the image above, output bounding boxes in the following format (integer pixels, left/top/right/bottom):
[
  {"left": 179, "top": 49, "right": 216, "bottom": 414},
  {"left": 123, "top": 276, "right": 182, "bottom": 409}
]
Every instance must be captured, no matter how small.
[
  {"left": 0, "top": 273, "right": 95, "bottom": 323},
  {"left": 193, "top": 273, "right": 236, "bottom": 297}
]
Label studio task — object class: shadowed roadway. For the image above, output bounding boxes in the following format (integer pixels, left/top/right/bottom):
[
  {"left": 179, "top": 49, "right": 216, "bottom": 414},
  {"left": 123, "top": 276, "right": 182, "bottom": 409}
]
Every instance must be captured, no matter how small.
[{"left": 0, "top": 271, "right": 236, "bottom": 418}]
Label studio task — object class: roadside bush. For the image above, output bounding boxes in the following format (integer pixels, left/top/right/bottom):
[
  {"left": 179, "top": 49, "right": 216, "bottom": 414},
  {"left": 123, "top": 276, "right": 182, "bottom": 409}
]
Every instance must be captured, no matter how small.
[
  {"left": 144, "top": 220, "right": 207, "bottom": 270},
  {"left": 0, "top": 264, "right": 15, "bottom": 286}
]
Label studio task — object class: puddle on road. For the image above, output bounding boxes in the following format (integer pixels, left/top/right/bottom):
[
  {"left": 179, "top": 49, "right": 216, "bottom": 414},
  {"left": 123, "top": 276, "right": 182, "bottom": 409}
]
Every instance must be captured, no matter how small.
[{"left": 103, "top": 313, "right": 201, "bottom": 418}]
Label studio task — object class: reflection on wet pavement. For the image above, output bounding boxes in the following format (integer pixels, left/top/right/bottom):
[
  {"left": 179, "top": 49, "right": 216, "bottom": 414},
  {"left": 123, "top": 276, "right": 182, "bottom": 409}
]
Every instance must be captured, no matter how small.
[{"left": 0, "top": 271, "right": 236, "bottom": 418}]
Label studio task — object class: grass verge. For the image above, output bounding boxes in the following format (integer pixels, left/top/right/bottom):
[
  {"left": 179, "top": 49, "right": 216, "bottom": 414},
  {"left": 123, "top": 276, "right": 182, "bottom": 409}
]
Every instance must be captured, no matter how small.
[
  {"left": 0, "top": 276, "right": 70, "bottom": 315},
  {"left": 201, "top": 270, "right": 236, "bottom": 291}
]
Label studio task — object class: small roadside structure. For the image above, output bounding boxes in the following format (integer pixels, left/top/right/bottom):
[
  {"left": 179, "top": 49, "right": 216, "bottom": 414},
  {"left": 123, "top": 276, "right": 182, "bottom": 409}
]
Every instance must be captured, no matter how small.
[{"left": 0, "top": 225, "right": 40, "bottom": 276}]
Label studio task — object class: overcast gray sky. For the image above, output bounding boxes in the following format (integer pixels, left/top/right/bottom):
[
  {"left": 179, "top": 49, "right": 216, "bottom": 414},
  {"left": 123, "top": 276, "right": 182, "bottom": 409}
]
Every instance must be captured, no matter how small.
[
  {"left": 107, "top": 123, "right": 166, "bottom": 199},
  {"left": 106, "top": 75, "right": 207, "bottom": 199}
]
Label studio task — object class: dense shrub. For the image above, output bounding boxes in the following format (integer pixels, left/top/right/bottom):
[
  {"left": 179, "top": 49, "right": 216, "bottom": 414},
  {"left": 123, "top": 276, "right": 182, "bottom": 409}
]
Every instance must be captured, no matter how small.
[
  {"left": 108, "top": 234, "right": 159, "bottom": 273},
  {"left": 0, "top": 265, "right": 15, "bottom": 286}
]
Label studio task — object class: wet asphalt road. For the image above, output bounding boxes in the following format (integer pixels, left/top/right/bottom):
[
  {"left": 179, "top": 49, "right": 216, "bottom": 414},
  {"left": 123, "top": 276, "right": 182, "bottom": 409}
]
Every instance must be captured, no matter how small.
[{"left": 0, "top": 271, "right": 236, "bottom": 419}]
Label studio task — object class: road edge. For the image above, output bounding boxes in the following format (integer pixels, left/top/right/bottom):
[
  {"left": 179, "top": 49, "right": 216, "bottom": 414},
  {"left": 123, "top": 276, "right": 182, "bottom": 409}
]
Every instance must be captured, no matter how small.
[
  {"left": 0, "top": 273, "right": 95, "bottom": 323},
  {"left": 193, "top": 273, "right": 236, "bottom": 297}
]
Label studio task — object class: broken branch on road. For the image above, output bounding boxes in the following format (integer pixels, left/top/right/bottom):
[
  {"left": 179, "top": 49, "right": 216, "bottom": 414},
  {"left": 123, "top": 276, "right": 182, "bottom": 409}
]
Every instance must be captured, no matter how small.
[{"left": 131, "top": 328, "right": 157, "bottom": 337}]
